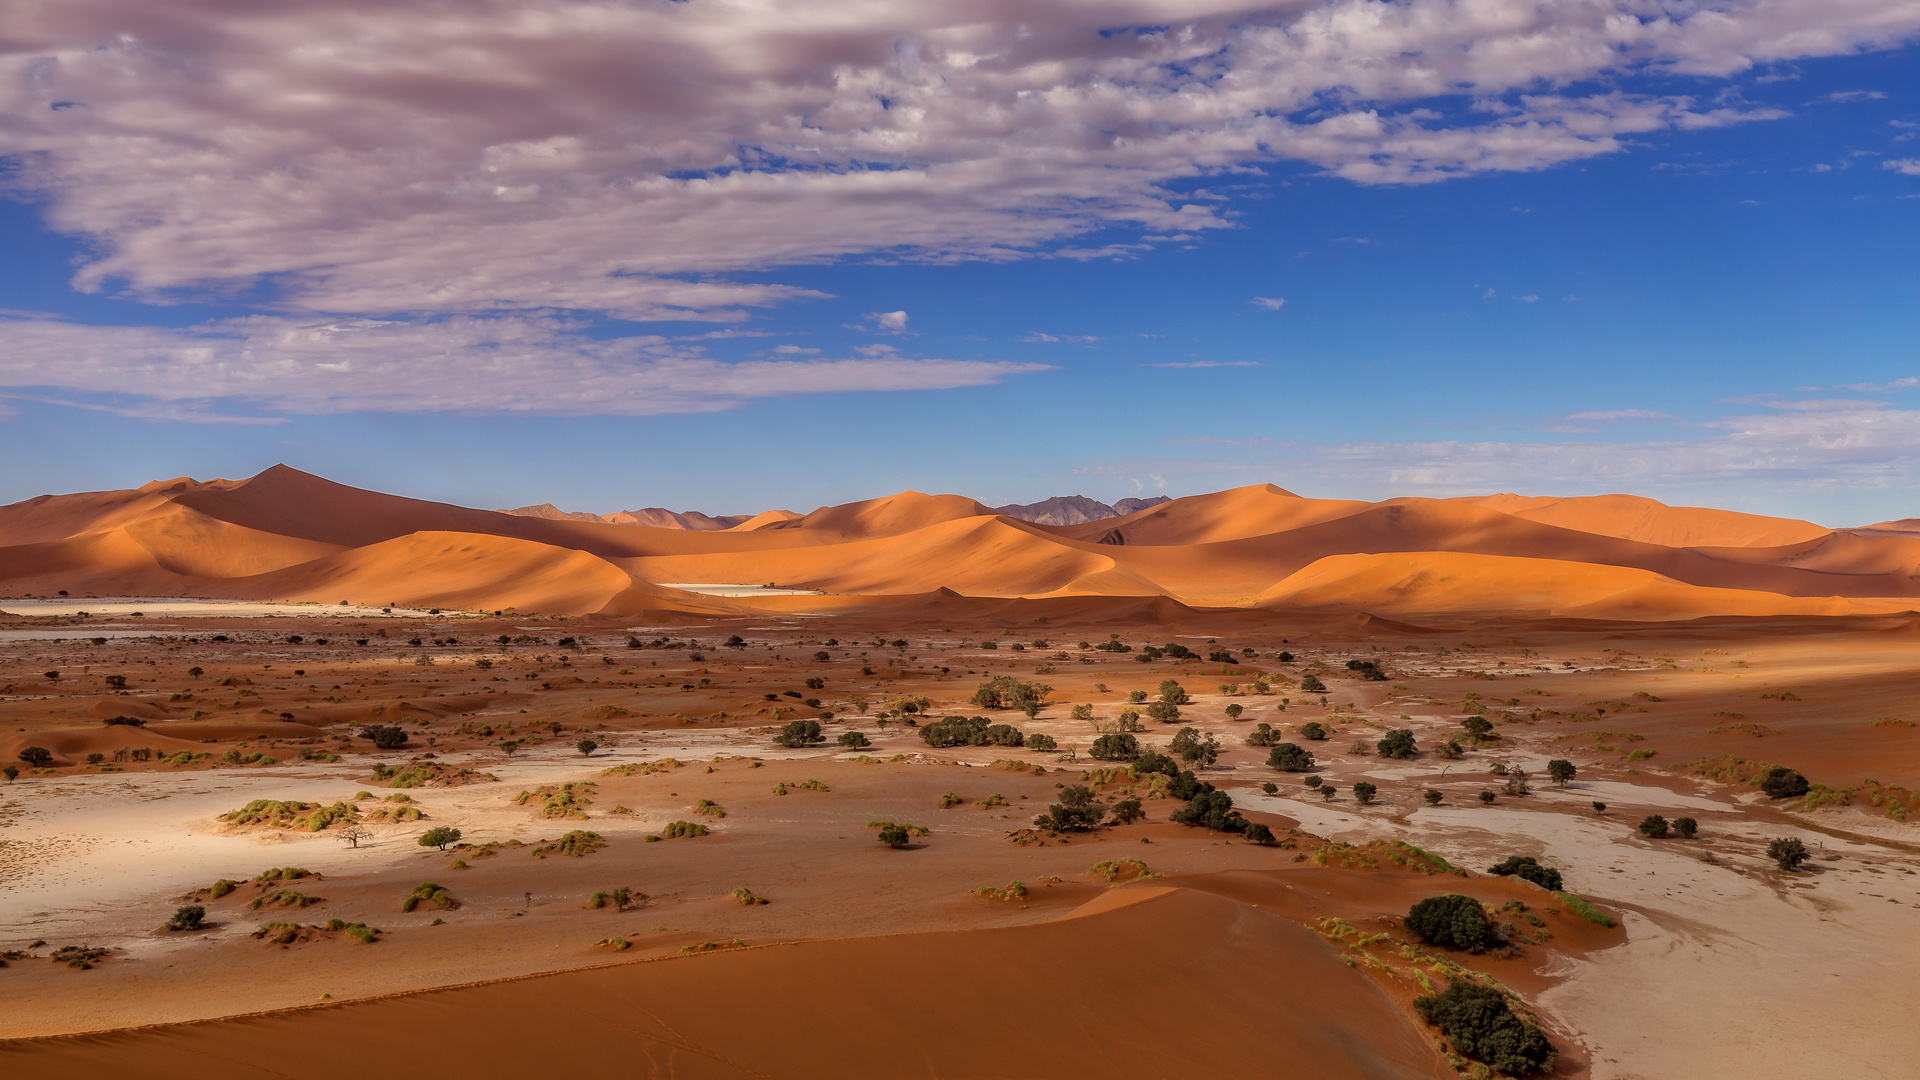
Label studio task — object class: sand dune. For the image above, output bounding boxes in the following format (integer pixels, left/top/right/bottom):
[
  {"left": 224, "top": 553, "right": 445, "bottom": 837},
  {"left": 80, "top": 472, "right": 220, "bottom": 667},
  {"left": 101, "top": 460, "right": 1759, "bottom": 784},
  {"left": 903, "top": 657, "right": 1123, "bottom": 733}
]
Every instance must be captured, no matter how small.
[
  {"left": 226, "top": 531, "right": 635, "bottom": 614},
  {"left": 7, "top": 466, "right": 1919, "bottom": 623},
  {"left": 0, "top": 887, "right": 1446, "bottom": 1080},
  {"left": 1464, "top": 493, "right": 1831, "bottom": 548},
  {"left": 1255, "top": 551, "right": 1908, "bottom": 620}
]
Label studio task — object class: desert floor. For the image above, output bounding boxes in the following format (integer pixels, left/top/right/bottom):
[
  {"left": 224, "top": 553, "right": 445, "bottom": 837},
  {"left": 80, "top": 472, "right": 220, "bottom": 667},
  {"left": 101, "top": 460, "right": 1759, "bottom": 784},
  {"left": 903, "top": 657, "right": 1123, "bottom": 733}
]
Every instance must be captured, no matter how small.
[{"left": 3, "top": 605, "right": 1920, "bottom": 1078}]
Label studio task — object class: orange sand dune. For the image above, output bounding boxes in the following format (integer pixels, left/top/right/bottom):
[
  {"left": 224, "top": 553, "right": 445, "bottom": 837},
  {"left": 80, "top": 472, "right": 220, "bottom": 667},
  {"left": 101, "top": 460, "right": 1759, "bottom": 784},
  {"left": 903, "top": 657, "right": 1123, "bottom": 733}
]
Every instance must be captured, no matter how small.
[
  {"left": 0, "top": 887, "right": 1446, "bottom": 1080},
  {"left": 752, "top": 489, "right": 994, "bottom": 539},
  {"left": 1255, "top": 551, "right": 1910, "bottom": 620},
  {"left": 224, "top": 531, "right": 635, "bottom": 614},
  {"left": 629, "top": 514, "right": 1159, "bottom": 597},
  {"left": 13, "top": 465, "right": 1920, "bottom": 624},
  {"left": 1056, "top": 483, "right": 1374, "bottom": 546},
  {"left": 1463, "top": 493, "right": 1831, "bottom": 548}
]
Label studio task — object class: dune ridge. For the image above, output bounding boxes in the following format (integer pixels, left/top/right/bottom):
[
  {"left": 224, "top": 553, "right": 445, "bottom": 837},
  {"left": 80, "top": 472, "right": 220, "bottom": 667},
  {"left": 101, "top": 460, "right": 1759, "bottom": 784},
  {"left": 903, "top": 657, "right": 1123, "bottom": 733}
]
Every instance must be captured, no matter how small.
[{"left": 4, "top": 466, "right": 1917, "bottom": 622}]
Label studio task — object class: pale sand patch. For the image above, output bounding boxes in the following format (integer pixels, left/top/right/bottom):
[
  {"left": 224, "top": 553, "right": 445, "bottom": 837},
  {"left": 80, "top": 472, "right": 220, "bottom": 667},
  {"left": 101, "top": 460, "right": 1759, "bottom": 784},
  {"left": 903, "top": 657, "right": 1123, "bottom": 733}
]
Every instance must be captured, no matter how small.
[{"left": 1242, "top": 786, "right": 1920, "bottom": 1079}]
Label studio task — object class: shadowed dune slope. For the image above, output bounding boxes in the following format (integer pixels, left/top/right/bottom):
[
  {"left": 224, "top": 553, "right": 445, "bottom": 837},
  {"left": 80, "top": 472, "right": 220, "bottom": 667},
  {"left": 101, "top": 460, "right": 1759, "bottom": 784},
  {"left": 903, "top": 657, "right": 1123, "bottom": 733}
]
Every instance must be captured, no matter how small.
[
  {"left": 1462, "top": 493, "right": 1831, "bottom": 548},
  {"left": 0, "top": 888, "right": 1446, "bottom": 1080}
]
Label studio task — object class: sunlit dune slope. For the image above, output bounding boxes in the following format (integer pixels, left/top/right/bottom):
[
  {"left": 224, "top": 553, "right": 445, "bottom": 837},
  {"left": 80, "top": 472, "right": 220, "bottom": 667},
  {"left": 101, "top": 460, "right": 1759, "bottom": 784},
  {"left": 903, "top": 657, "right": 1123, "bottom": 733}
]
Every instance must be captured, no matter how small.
[
  {"left": 9, "top": 465, "right": 1919, "bottom": 622},
  {"left": 752, "top": 490, "right": 994, "bottom": 539},
  {"left": 1255, "top": 551, "right": 1910, "bottom": 620},
  {"left": 1056, "top": 483, "right": 1373, "bottom": 545},
  {"left": 629, "top": 515, "right": 1163, "bottom": 597},
  {"left": 0, "top": 888, "right": 1446, "bottom": 1080},
  {"left": 224, "top": 531, "right": 634, "bottom": 614},
  {"left": 1463, "top": 493, "right": 1831, "bottom": 547},
  {"left": 1106, "top": 498, "right": 1919, "bottom": 603}
]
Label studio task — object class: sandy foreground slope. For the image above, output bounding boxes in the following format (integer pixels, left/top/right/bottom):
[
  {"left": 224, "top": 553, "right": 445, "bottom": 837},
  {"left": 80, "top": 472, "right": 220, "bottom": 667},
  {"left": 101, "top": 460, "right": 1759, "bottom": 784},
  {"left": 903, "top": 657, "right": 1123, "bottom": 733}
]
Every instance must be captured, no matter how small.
[{"left": 4, "top": 605, "right": 1920, "bottom": 1078}]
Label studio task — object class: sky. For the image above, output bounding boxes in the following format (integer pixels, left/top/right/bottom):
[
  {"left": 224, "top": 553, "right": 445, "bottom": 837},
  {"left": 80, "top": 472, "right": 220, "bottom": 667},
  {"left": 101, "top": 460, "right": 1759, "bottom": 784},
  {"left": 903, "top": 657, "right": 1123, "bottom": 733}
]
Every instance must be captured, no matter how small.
[{"left": 1, "top": 0, "right": 1917, "bottom": 525}]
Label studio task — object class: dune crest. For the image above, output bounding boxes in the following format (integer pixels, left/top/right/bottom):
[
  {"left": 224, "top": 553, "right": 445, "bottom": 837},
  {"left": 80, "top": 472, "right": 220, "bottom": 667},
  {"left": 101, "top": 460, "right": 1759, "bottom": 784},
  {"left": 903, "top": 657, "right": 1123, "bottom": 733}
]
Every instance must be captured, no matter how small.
[{"left": 5, "top": 466, "right": 1916, "bottom": 622}]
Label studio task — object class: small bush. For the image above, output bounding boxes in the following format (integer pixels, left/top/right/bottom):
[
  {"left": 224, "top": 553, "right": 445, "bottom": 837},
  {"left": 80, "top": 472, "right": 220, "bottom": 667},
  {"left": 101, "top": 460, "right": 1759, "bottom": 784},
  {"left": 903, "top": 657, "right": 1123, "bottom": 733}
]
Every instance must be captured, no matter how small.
[
  {"left": 1267, "top": 742, "right": 1314, "bottom": 772},
  {"left": 1767, "top": 836, "right": 1810, "bottom": 870},
  {"left": 1377, "top": 729, "right": 1417, "bottom": 759},
  {"left": 1352, "top": 781, "right": 1377, "bottom": 804},
  {"left": 1027, "top": 733, "right": 1058, "bottom": 751},
  {"left": 1298, "top": 721, "right": 1328, "bottom": 741},
  {"left": 1478, "top": 790, "right": 1496, "bottom": 805},
  {"left": 1637, "top": 814, "right": 1670, "bottom": 839},
  {"left": 693, "top": 798, "right": 726, "bottom": 818},
  {"left": 1089, "top": 732, "right": 1140, "bottom": 761},
  {"left": 1111, "top": 797, "right": 1145, "bottom": 824},
  {"left": 417, "top": 826, "right": 462, "bottom": 850},
  {"left": 1242, "top": 822, "right": 1276, "bottom": 845},
  {"left": 1552, "top": 891, "right": 1614, "bottom": 927},
  {"left": 209, "top": 878, "right": 239, "bottom": 899},
  {"left": 1673, "top": 816, "right": 1698, "bottom": 838},
  {"left": 401, "top": 882, "right": 457, "bottom": 912},
  {"left": 1760, "top": 767, "right": 1810, "bottom": 799},
  {"left": 1424, "top": 789, "right": 1443, "bottom": 806},
  {"left": 1412, "top": 981, "right": 1556, "bottom": 1076},
  {"left": 1262, "top": 782, "right": 1279, "bottom": 795},
  {"left": 661, "top": 820, "right": 709, "bottom": 838},
  {"left": 773, "top": 719, "right": 825, "bottom": 748},
  {"left": 1486, "top": 856, "right": 1563, "bottom": 891},
  {"left": 1405, "top": 894, "right": 1492, "bottom": 952},
  {"left": 167, "top": 905, "right": 206, "bottom": 931},
  {"left": 837, "top": 730, "right": 871, "bottom": 748},
  {"left": 730, "top": 887, "right": 770, "bottom": 906}
]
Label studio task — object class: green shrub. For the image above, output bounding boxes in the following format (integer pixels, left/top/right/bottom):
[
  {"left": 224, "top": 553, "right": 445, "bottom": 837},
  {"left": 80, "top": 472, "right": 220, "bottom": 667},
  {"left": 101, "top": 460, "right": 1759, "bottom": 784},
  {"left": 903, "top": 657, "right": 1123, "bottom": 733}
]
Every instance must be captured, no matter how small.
[
  {"left": 661, "top": 820, "right": 708, "bottom": 838},
  {"left": 837, "top": 730, "right": 871, "bottom": 748},
  {"left": 1352, "top": 781, "right": 1377, "bottom": 804},
  {"left": 402, "top": 882, "right": 457, "bottom": 912},
  {"left": 1376, "top": 729, "right": 1417, "bottom": 759},
  {"left": 1486, "top": 856, "right": 1563, "bottom": 891},
  {"left": 168, "top": 905, "right": 206, "bottom": 931},
  {"left": 1299, "top": 674, "right": 1326, "bottom": 693},
  {"left": 1673, "top": 816, "right": 1698, "bottom": 838},
  {"left": 1551, "top": 891, "right": 1614, "bottom": 927},
  {"left": 417, "top": 826, "right": 462, "bottom": 850},
  {"left": 1760, "top": 767, "right": 1810, "bottom": 799},
  {"left": 773, "top": 719, "right": 824, "bottom": 748},
  {"left": 208, "top": 878, "right": 239, "bottom": 900},
  {"left": 250, "top": 890, "right": 322, "bottom": 911},
  {"left": 1245, "top": 723, "right": 1278, "bottom": 747},
  {"left": 1412, "top": 982, "right": 1556, "bottom": 1076},
  {"left": 1267, "top": 742, "right": 1314, "bottom": 772},
  {"left": 1768, "top": 836, "right": 1810, "bottom": 870},
  {"left": 532, "top": 830, "right": 606, "bottom": 858},
  {"left": 1027, "top": 733, "right": 1058, "bottom": 751},
  {"left": 1089, "top": 732, "right": 1140, "bottom": 761},
  {"left": 1298, "top": 721, "right": 1329, "bottom": 740},
  {"left": 693, "top": 798, "right": 726, "bottom": 818},
  {"left": 1033, "top": 785, "right": 1105, "bottom": 832},
  {"left": 1424, "top": 789, "right": 1443, "bottom": 806},
  {"left": 1637, "top": 814, "right": 1669, "bottom": 839},
  {"left": 1405, "top": 894, "right": 1492, "bottom": 952},
  {"left": 730, "top": 887, "right": 769, "bottom": 906},
  {"left": 1171, "top": 790, "right": 1243, "bottom": 833},
  {"left": 1546, "top": 759, "right": 1576, "bottom": 785},
  {"left": 1111, "top": 797, "right": 1145, "bottom": 824},
  {"left": 1242, "top": 822, "right": 1276, "bottom": 845}
]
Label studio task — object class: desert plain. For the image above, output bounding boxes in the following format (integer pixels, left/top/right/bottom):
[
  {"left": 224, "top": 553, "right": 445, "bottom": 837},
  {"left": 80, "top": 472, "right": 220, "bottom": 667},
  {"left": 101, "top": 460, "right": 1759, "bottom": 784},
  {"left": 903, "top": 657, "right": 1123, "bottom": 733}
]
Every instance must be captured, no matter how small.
[{"left": 3, "top": 469, "right": 1920, "bottom": 1078}]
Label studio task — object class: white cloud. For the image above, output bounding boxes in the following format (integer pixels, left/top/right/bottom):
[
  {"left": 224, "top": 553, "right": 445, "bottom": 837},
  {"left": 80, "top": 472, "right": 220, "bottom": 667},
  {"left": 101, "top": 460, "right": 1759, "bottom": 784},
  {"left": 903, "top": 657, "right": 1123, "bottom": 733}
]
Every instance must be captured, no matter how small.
[
  {"left": 1074, "top": 404, "right": 1920, "bottom": 505},
  {"left": 1249, "top": 297, "right": 1287, "bottom": 310},
  {"left": 1814, "top": 89, "right": 1890, "bottom": 103},
  {"left": 1838, "top": 377, "right": 1920, "bottom": 392},
  {"left": 859, "top": 311, "right": 910, "bottom": 334},
  {"left": 1021, "top": 332, "right": 1100, "bottom": 343},
  {"left": 0, "top": 315, "right": 1051, "bottom": 418},
  {"left": 1885, "top": 159, "right": 1920, "bottom": 175},
  {"left": 771, "top": 344, "right": 821, "bottom": 355},
  {"left": 0, "top": 0, "right": 1905, "bottom": 325},
  {"left": 1564, "top": 409, "right": 1679, "bottom": 421},
  {"left": 1143, "top": 360, "right": 1265, "bottom": 369}
]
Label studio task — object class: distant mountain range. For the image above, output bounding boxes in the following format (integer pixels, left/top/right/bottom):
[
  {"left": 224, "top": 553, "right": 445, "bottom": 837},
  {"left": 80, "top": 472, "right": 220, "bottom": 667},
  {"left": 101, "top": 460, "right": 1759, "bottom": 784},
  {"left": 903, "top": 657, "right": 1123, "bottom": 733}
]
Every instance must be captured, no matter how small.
[
  {"left": 989, "top": 495, "right": 1173, "bottom": 526},
  {"left": 499, "top": 504, "right": 753, "bottom": 530},
  {"left": 501, "top": 495, "right": 1173, "bottom": 530}
]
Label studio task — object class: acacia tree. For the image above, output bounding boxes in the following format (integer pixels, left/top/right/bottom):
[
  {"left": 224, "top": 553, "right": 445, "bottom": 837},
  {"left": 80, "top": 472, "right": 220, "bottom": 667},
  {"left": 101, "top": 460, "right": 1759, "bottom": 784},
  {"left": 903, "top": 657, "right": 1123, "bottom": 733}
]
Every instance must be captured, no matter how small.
[
  {"left": 1547, "top": 759, "right": 1577, "bottom": 786},
  {"left": 337, "top": 825, "right": 373, "bottom": 848}
]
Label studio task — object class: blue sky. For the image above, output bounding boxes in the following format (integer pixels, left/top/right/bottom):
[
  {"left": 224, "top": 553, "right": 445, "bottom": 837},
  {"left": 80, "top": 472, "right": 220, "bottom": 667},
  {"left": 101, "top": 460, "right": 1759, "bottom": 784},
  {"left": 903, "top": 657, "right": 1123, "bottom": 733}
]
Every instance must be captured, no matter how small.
[{"left": 1, "top": 3, "right": 1917, "bottom": 525}]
